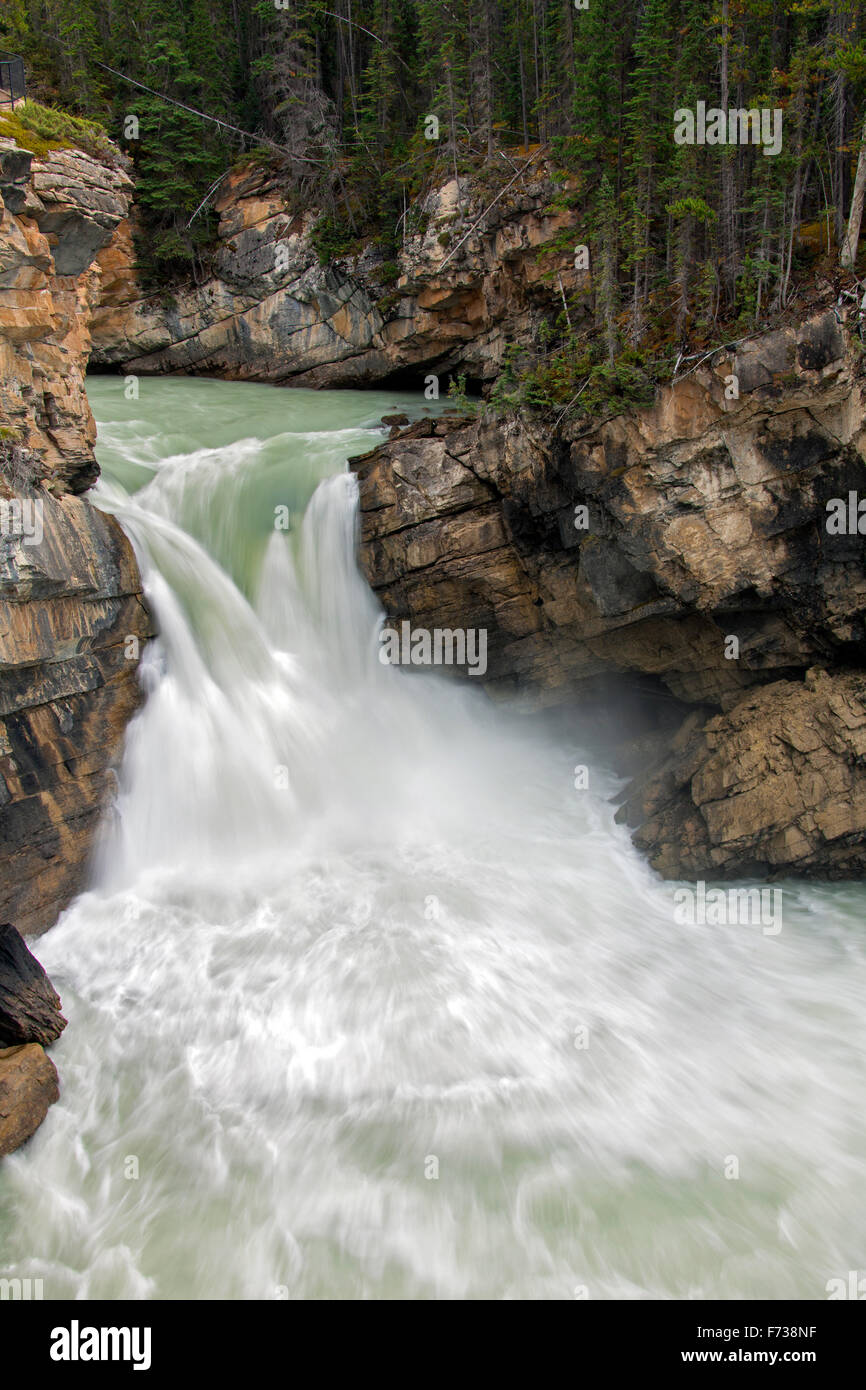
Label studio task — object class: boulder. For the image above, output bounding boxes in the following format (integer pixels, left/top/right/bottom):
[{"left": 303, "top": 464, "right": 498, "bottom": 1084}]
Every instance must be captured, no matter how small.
[
  {"left": 617, "top": 669, "right": 866, "bottom": 878},
  {"left": 0, "top": 923, "right": 67, "bottom": 1046},
  {"left": 0, "top": 1043, "right": 59, "bottom": 1156}
]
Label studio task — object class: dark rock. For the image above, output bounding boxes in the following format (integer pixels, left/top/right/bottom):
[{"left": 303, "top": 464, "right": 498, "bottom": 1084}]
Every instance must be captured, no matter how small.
[
  {"left": 0, "top": 924, "right": 67, "bottom": 1047},
  {"left": 0, "top": 1044, "right": 59, "bottom": 1157},
  {"left": 40, "top": 206, "right": 115, "bottom": 276},
  {"left": 796, "top": 311, "right": 844, "bottom": 373},
  {"left": 0, "top": 182, "right": 28, "bottom": 215},
  {"left": 0, "top": 144, "right": 33, "bottom": 183},
  {"left": 578, "top": 538, "right": 658, "bottom": 618},
  {"left": 0, "top": 141, "right": 32, "bottom": 214}
]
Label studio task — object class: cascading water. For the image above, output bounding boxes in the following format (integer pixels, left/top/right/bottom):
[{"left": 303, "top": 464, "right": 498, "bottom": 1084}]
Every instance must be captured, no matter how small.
[{"left": 1, "top": 376, "right": 865, "bottom": 1300}]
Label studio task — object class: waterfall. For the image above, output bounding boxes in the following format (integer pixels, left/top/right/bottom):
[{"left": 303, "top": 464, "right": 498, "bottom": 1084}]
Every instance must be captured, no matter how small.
[{"left": 1, "top": 376, "right": 864, "bottom": 1301}]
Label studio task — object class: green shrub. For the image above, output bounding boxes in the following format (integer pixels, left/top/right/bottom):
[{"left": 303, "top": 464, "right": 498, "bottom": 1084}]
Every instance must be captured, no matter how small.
[
  {"left": 0, "top": 100, "right": 110, "bottom": 158},
  {"left": 490, "top": 337, "right": 666, "bottom": 422},
  {"left": 310, "top": 214, "right": 360, "bottom": 266}
]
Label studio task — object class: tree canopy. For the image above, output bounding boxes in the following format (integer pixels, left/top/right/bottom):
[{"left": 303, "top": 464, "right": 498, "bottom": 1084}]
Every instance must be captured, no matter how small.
[{"left": 4, "top": 1, "right": 866, "bottom": 351}]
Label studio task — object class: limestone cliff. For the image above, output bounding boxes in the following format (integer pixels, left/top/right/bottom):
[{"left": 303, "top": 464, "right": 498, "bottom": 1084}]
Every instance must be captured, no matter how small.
[
  {"left": 0, "top": 134, "right": 152, "bottom": 936},
  {"left": 90, "top": 160, "right": 578, "bottom": 388},
  {"left": 350, "top": 306, "right": 866, "bottom": 879}
]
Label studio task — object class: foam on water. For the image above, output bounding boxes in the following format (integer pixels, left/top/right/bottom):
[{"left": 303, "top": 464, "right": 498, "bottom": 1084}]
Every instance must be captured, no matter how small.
[{"left": 1, "top": 377, "right": 864, "bottom": 1300}]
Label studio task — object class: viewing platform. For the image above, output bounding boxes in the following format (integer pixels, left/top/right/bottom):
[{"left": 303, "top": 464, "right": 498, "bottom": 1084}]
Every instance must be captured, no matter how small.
[{"left": 0, "top": 53, "right": 26, "bottom": 110}]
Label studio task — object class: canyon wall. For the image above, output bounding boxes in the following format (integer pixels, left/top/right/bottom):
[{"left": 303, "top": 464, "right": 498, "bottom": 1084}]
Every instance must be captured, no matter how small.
[
  {"left": 0, "top": 135, "right": 152, "bottom": 936},
  {"left": 90, "top": 160, "right": 579, "bottom": 389}
]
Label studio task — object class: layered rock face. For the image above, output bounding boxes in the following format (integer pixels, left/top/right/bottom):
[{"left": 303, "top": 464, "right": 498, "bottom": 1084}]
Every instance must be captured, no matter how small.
[
  {"left": 1, "top": 140, "right": 135, "bottom": 493},
  {"left": 0, "top": 135, "right": 152, "bottom": 936},
  {"left": 90, "top": 162, "right": 578, "bottom": 388},
  {"left": 351, "top": 307, "right": 866, "bottom": 878},
  {"left": 619, "top": 670, "right": 866, "bottom": 878},
  {"left": 0, "top": 491, "right": 151, "bottom": 933},
  {"left": 0, "top": 920, "right": 67, "bottom": 1046}
]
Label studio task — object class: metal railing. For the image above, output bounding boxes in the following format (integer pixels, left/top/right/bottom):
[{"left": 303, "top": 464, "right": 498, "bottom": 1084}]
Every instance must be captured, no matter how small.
[{"left": 0, "top": 53, "right": 26, "bottom": 109}]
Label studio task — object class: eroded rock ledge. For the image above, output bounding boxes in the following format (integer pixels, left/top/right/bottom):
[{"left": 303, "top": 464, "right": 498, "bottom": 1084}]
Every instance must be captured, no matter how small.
[
  {"left": 1, "top": 138, "right": 135, "bottom": 493},
  {"left": 1, "top": 134, "right": 152, "bottom": 935},
  {"left": 351, "top": 307, "right": 866, "bottom": 879}
]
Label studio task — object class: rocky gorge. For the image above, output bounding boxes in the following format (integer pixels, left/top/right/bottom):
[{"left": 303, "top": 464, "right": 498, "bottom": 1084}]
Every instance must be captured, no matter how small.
[
  {"left": 6, "top": 0, "right": 866, "bottom": 1307},
  {"left": 89, "top": 158, "right": 580, "bottom": 389},
  {"left": 87, "top": 154, "right": 866, "bottom": 882}
]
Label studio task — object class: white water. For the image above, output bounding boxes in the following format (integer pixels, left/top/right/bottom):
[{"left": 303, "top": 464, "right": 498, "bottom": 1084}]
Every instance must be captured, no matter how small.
[{"left": 1, "top": 377, "right": 865, "bottom": 1300}]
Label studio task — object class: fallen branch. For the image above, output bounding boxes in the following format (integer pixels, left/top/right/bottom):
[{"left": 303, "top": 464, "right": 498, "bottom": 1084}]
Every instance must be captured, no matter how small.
[
  {"left": 553, "top": 376, "right": 590, "bottom": 428},
  {"left": 437, "top": 143, "right": 549, "bottom": 272},
  {"left": 672, "top": 330, "right": 765, "bottom": 382},
  {"left": 187, "top": 170, "right": 233, "bottom": 227}
]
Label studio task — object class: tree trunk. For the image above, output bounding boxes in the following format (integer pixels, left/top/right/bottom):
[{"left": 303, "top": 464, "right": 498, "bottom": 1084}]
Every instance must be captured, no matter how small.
[
  {"left": 719, "top": 0, "right": 737, "bottom": 305},
  {"left": 841, "top": 112, "right": 866, "bottom": 269}
]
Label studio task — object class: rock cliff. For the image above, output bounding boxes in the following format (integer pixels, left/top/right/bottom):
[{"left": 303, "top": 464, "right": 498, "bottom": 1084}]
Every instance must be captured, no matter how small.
[
  {"left": 619, "top": 668, "right": 866, "bottom": 879},
  {"left": 0, "top": 134, "right": 152, "bottom": 937},
  {"left": 350, "top": 306, "right": 866, "bottom": 879},
  {"left": 1, "top": 140, "right": 135, "bottom": 492}
]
